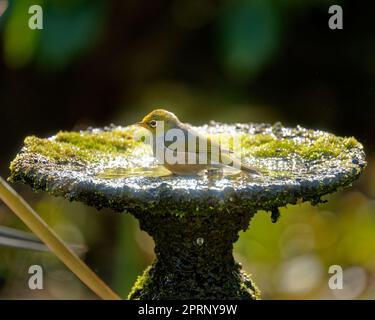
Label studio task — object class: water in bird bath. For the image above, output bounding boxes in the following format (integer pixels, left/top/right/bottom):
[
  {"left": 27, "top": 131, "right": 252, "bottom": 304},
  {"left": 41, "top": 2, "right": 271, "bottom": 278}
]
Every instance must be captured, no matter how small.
[
  {"left": 96, "top": 163, "right": 248, "bottom": 180},
  {"left": 96, "top": 165, "right": 172, "bottom": 178}
]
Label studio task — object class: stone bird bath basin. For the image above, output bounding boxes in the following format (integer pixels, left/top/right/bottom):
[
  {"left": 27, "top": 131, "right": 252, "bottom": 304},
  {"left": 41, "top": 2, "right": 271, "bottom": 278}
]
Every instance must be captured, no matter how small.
[{"left": 9, "top": 122, "right": 366, "bottom": 299}]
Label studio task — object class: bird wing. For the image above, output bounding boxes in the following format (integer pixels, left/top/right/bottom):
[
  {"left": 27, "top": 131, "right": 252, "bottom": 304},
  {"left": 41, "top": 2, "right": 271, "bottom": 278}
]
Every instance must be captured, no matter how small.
[{"left": 171, "top": 123, "right": 234, "bottom": 155}]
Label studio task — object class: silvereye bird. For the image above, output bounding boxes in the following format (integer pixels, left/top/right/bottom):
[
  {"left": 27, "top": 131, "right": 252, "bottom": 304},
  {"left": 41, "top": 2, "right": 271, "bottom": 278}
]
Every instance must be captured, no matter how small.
[{"left": 136, "top": 109, "right": 260, "bottom": 176}]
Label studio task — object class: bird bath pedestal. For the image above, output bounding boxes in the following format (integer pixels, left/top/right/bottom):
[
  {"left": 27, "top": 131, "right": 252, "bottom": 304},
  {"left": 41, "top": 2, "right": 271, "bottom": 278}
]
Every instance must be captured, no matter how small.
[{"left": 9, "top": 122, "right": 366, "bottom": 299}]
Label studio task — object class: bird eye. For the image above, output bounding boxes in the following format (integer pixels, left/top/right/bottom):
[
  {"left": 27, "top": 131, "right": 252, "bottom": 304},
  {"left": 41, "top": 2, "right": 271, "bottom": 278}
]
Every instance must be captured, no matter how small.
[{"left": 149, "top": 120, "right": 157, "bottom": 128}]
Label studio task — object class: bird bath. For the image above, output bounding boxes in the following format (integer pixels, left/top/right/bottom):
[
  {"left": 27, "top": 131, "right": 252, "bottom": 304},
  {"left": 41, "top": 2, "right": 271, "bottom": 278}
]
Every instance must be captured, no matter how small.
[{"left": 8, "top": 122, "right": 366, "bottom": 299}]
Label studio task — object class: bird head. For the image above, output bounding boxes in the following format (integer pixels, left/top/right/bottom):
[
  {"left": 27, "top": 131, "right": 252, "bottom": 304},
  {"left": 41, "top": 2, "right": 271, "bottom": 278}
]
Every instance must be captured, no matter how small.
[{"left": 137, "top": 109, "right": 180, "bottom": 134}]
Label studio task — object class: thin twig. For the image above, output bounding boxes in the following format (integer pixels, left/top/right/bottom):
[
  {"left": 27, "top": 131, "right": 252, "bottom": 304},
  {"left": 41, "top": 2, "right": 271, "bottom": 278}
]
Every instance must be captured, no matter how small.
[{"left": 0, "top": 176, "right": 121, "bottom": 300}]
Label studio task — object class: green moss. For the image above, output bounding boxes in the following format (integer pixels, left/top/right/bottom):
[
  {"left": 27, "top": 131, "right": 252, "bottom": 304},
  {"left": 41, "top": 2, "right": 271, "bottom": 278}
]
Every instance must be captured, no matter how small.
[
  {"left": 128, "top": 265, "right": 152, "bottom": 300},
  {"left": 21, "top": 127, "right": 141, "bottom": 164},
  {"left": 17, "top": 124, "right": 361, "bottom": 167},
  {"left": 55, "top": 129, "right": 135, "bottom": 153},
  {"left": 23, "top": 136, "right": 93, "bottom": 162},
  {"left": 343, "top": 136, "right": 359, "bottom": 148},
  {"left": 239, "top": 132, "right": 360, "bottom": 160}
]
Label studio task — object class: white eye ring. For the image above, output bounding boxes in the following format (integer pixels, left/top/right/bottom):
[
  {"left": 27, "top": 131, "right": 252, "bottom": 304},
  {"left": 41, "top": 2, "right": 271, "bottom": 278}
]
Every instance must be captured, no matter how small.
[{"left": 149, "top": 120, "right": 157, "bottom": 128}]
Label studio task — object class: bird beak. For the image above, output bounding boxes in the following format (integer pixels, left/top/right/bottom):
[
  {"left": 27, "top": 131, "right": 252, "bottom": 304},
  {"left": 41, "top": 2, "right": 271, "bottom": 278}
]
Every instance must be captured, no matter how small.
[{"left": 134, "top": 122, "right": 147, "bottom": 128}]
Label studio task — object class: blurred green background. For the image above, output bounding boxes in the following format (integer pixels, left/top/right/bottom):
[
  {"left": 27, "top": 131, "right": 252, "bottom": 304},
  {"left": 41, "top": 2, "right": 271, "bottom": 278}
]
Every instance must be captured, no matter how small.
[{"left": 0, "top": 0, "right": 374, "bottom": 299}]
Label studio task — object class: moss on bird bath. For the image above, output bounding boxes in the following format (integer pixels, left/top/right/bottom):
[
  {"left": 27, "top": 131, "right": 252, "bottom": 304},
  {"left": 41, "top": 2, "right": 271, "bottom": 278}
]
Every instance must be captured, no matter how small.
[{"left": 9, "top": 122, "right": 366, "bottom": 299}]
